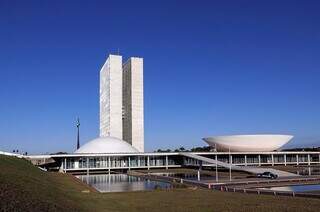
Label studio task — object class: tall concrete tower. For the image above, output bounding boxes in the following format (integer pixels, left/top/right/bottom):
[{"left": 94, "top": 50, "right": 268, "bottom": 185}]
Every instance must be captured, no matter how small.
[
  {"left": 99, "top": 54, "right": 144, "bottom": 152},
  {"left": 123, "top": 57, "right": 144, "bottom": 152},
  {"left": 99, "top": 55, "right": 123, "bottom": 139}
]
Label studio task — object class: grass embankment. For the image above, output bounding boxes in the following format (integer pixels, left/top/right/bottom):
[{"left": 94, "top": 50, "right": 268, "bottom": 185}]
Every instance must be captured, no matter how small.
[{"left": 1, "top": 155, "right": 320, "bottom": 212}]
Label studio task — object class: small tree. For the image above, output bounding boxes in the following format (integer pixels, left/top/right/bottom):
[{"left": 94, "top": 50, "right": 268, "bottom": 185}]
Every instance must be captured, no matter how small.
[{"left": 179, "top": 146, "right": 185, "bottom": 152}]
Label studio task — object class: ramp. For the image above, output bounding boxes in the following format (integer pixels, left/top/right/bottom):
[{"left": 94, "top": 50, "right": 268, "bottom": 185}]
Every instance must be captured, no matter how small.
[{"left": 180, "top": 152, "right": 298, "bottom": 178}]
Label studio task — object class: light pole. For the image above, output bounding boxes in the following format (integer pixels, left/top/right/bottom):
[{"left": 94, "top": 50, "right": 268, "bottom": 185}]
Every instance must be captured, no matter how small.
[
  {"left": 215, "top": 154, "right": 218, "bottom": 182},
  {"left": 229, "top": 146, "right": 232, "bottom": 181},
  {"left": 76, "top": 118, "right": 80, "bottom": 150}
]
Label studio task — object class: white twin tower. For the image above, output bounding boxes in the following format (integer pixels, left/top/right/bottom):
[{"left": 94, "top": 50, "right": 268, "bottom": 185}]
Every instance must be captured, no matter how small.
[{"left": 100, "top": 55, "right": 144, "bottom": 152}]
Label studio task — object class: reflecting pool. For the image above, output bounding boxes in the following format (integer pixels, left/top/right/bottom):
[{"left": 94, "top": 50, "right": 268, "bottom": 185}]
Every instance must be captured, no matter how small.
[
  {"left": 153, "top": 172, "right": 214, "bottom": 181},
  {"left": 76, "top": 174, "right": 171, "bottom": 192},
  {"left": 259, "top": 184, "right": 320, "bottom": 193}
]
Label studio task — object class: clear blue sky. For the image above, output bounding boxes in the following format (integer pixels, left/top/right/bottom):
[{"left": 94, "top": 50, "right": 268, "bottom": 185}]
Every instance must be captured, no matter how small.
[{"left": 1, "top": 0, "right": 320, "bottom": 154}]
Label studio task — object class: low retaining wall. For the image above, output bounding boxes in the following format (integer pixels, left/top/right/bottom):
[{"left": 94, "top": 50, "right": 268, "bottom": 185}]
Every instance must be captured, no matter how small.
[
  {"left": 208, "top": 177, "right": 320, "bottom": 188},
  {"left": 216, "top": 185, "right": 320, "bottom": 199}
]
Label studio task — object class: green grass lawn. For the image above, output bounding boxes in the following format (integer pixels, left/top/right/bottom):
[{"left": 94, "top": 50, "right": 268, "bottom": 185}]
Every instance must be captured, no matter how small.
[{"left": 1, "top": 155, "right": 320, "bottom": 212}]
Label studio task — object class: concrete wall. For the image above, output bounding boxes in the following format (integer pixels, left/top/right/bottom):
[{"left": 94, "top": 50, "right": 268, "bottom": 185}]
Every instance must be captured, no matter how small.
[
  {"left": 100, "top": 55, "right": 123, "bottom": 139},
  {"left": 122, "top": 60, "right": 132, "bottom": 144},
  {"left": 122, "top": 57, "right": 144, "bottom": 152}
]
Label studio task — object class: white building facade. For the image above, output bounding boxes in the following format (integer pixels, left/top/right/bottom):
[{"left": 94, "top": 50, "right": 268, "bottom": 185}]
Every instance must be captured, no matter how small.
[
  {"left": 123, "top": 57, "right": 144, "bottom": 152},
  {"left": 99, "top": 55, "right": 123, "bottom": 139},
  {"left": 100, "top": 54, "right": 144, "bottom": 152}
]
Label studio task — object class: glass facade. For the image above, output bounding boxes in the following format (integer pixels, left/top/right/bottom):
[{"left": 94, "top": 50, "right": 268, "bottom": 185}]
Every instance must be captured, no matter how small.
[{"left": 61, "top": 153, "right": 320, "bottom": 171}]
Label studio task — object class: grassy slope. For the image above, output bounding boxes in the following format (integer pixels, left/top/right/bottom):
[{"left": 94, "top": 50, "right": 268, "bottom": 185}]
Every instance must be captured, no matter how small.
[
  {"left": 0, "top": 155, "right": 82, "bottom": 211},
  {"left": 1, "top": 155, "right": 320, "bottom": 212}
]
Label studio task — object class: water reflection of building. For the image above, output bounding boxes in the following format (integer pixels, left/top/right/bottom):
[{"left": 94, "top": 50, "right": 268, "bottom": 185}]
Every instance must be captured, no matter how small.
[{"left": 77, "top": 174, "right": 169, "bottom": 192}]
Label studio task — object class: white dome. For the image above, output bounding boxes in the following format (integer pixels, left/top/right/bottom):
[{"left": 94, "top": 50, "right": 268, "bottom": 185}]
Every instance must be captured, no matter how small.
[
  {"left": 203, "top": 134, "right": 293, "bottom": 152},
  {"left": 75, "top": 136, "right": 139, "bottom": 154}
]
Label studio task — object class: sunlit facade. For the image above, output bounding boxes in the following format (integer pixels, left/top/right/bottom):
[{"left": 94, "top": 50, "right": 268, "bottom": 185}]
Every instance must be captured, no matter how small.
[{"left": 203, "top": 135, "right": 293, "bottom": 152}]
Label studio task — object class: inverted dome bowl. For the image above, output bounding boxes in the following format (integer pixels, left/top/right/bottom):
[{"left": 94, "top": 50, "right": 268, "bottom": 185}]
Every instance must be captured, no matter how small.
[{"left": 203, "top": 134, "right": 293, "bottom": 152}]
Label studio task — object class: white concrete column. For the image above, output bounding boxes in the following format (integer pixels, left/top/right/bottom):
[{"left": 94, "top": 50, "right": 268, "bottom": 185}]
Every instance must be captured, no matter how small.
[
  {"left": 258, "top": 155, "right": 261, "bottom": 166},
  {"left": 108, "top": 156, "right": 111, "bottom": 173},
  {"left": 230, "top": 155, "right": 233, "bottom": 164},
  {"left": 244, "top": 155, "right": 247, "bottom": 166},
  {"left": 138, "top": 156, "right": 141, "bottom": 167},
  {"left": 165, "top": 155, "right": 168, "bottom": 169},
  {"left": 308, "top": 154, "right": 311, "bottom": 165},
  {"left": 296, "top": 155, "right": 299, "bottom": 165},
  {"left": 284, "top": 154, "right": 287, "bottom": 166},
  {"left": 59, "top": 159, "right": 64, "bottom": 173},
  {"left": 271, "top": 154, "right": 274, "bottom": 166},
  {"left": 74, "top": 160, "right": 79, "bottom": 169},
  {"left": 147, "top": 156, "right": 150, "bottom": 170},
  {"left": 86, "top": 157, "right": 89, "bottom": 175},
  {"left": 64, "top": 158, "right": 67, "bottom": 173},
  {"left": 128, "top": 157, "right": 131, "bottom": 170}
]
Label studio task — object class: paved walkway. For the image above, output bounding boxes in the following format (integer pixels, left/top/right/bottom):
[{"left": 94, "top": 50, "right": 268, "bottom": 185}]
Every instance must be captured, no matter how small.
[{"left": 180, "top": 152, "right": 298, "bottom": 177}]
